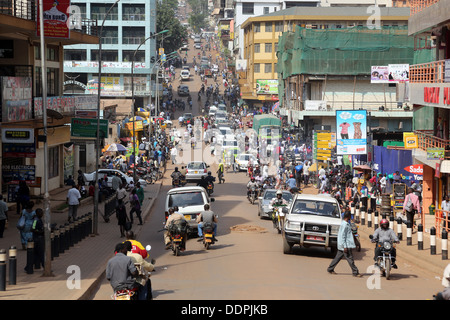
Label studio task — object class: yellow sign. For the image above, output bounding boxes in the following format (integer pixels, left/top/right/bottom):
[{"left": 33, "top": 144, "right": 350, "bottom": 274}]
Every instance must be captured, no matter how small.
[
  {"left": 317, "top": 133, "right": 332, "bottom": 140},
  {"left": 126, "top": 121, "right": 143, "bottom": 132},
  {"left": 317, "top": 141, "right": 331, "bottom": 149},
  {"left": 403, "top": 132, "right": 418, "bottom": 149}
]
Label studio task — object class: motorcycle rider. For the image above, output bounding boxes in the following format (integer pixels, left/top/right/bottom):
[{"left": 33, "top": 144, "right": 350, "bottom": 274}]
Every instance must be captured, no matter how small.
[
  {"left": 171, "top": 167, "right": 182, "bottom": 186},
  {"left": 124, "top": 241, "right": 155, "bottom": 300},
  {"left": 270, "top": 190, "right": 289, "bottom": 207},
  {"left": 196, "top": 203, "right": 218, "bottom": 241},
  {"left": 106, "top": 242, "right": 139, "bottom": 295},
  {"left": 205, "top": 171, "right": 216, "bottom": 188},
  {"left": 372, "top": 218, "right": 400, "bottom": 269},
  {"left": 247, "top": 176, "right": 259, "bottom": 199},
  {"left": 164, "top": 208, "right": 188, "bottom": 251}
]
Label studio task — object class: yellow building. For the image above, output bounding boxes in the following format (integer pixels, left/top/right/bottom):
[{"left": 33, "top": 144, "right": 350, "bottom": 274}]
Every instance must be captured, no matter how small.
[{"left": 239, "top": 6, "right": 410, "bottom": 107}]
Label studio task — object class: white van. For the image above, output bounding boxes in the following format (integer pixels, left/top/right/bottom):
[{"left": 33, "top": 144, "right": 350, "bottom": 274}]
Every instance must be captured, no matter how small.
[{"left": 165, "top": 186, "right": 215, "bottom": 234}]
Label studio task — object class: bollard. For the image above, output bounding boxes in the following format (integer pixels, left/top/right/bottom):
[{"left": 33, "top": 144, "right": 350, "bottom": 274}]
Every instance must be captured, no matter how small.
[
  {"left": 368, "top": 208, "right": 372, "bottom": 228},
  {"left": 64, "top": 223, "right": 70, "bottom": 250},
  {"left": 0, "top": 249, "right": 6, "bottom": 291},
  {"left": 397, "top": 218, "right": 403, "bottom": 241},
  {"left": 53, "top": 228, "right": 60, "bottom": 258},
  {"left": 389, "top": 214, "right": 394, "bottom": 230},
  {"left": 355, "top": 204, "right": 360, "bottom": 223},
  {"left": 430, "top": 227, "right": 436, "bottom": 255},
  {"left": 417, "top": 224, "right": 423, "bottom": 250},
  {"left": 59, "top": 225, "right": 66, "bottom": 254},
  {"left": 68, "top": 222, "right": 74, "bottom": 248},
  {"left": 51, "top": 230, "right": 54, "bottom": 261},
  {"left": 25, "top": 240, "right": 34, "bottom": 274},
  {"left": 361, "top": 206, "right": 366, "bottom": 226},
  {"left": 8, "top": 246, "right": 16, "bottom": 285},
  {"left": 406, "top": 221, "right": 412, "bottom": 246},
  {"left": 350, "top": 202, "right": 355, "bottom": 220},
  {"left": 442, "top": 229, "right": 448, "bottom": 260},
  {"left": 374, "top": 211, "right": 379, "bottom": 230}
]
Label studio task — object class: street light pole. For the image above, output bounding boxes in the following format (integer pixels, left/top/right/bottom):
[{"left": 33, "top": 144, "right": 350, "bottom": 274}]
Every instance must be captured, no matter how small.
[{"left": 94, "top": 0, "right": 121, "bottom": 235}]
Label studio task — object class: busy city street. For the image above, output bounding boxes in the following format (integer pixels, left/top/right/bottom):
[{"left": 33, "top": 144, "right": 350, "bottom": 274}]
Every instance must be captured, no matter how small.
[{"left": 0, "top": 0, "right": 449, "bottom": 305}]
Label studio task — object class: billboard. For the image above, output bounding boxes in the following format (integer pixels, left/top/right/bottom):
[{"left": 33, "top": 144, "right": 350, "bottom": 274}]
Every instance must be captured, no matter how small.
[
  {"left": 256, "top": 80, "right": 278, "bottom": 95},
  {"left": 336, "top": 110, "right": 367, "bottom": 155},
  {"left": 371, "top": 64, "right": 409, "bottom": 83},
  {"left": 1, "top": 77, "right": 33, "bottom": 122},
  {"left": 37, "top": 0, "right": 70, "bottom": 38},
  {"left": 371, "top": 66, "right": 389, "bottom": 83}
]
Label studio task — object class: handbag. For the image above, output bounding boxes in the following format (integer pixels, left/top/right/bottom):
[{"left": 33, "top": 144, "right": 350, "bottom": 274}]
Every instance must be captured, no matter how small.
[{"left": 16, "top": 215, "right": 25, "bottom": 230}]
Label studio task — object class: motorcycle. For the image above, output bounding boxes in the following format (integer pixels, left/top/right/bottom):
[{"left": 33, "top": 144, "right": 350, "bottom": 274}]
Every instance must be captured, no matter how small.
[
  {"left": 351, "top": 222, "right": 361, "bottom": 252},
  {"left": 168, "top": 221, "right": 187, "bottom": 256},
  {"left": 202, "top": 222, "right": 215, "bottom": 250},
  {"left": 248, "top": 187, "right": 257, "bottom": 205},
  {"left": 172, "top": 178, "right": 181, "bottom": 187},
  {"left": 370, "top": 235, "right": 396, "bottom": 280},
  {"left": 270, "top": 204, "right": 287, "bottom": 234},
  {"left": 207, "top": 182, "right": 214, "bottom": 196}
]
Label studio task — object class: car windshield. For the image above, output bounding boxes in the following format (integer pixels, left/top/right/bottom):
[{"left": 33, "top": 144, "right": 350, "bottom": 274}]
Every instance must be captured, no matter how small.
[
  {"left": 264, "top": 191, "right": 293, "bottom": 202},
  {"left": 291, "top": 199, "right": 340, "bottom": 218},
  {"left": 188, "top": 162, "right": 205, "bottom": 169},
  {"left": 168, "top": 192, "right": 205, "bottom": 207}
]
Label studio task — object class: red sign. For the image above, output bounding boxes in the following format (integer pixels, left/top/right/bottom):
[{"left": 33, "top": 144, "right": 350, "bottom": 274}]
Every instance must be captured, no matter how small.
[
  {"left": 37, "top": 0, "right": 70, "bottom": 39},
  {"left": 404, "top": 164, "right": 423, "bottom": 175},
  {"left": 424, "top": 87, "right": 440, "bottom": 104}
]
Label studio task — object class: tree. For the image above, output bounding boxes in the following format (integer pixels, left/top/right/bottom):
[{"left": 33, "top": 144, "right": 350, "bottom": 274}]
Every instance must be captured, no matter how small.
[{"left": 156, "top": 0, "right": 188, "bottom": 53}]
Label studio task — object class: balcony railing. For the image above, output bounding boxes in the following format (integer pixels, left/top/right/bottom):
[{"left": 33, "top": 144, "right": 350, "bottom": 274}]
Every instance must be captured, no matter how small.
[
  {"left": 415, "top": 129, "right": 450, "bottom": 158},
  {"left": 410, "top": 0, "right": 440, "bottom": 15},
  {"left": 409, "top": 60, "right": 445, "bottom": 83}
]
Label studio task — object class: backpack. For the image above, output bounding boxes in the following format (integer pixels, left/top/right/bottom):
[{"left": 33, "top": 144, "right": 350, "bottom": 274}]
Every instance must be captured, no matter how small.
[{"left": 404, "top": 195, "right": 414, "bottom": 212}]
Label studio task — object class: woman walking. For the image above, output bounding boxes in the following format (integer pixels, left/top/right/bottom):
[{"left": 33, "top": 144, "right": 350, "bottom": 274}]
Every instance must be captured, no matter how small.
[{"left": 18, "top": 201, "right": 36, "bottom": 250}]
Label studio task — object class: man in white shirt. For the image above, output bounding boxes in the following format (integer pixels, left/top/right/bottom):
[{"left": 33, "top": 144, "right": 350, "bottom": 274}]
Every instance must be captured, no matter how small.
[
  {"left": 441, "top": 195, "right": 450, "bottom": 229},
  {"left": 66, "top": 185, "right": 81, "bottom": 222}
]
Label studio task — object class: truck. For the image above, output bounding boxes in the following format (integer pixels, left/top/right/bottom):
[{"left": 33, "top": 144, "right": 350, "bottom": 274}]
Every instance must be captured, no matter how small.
[{"left": 252, "top": 114, "right": 282, "bottom": 156}]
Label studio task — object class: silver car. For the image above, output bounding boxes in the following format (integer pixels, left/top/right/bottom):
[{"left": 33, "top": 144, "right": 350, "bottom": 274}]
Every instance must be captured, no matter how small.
[
  {"left": 185, "top": 161, "right": 208, "bottom": 182},
  {"left": 258, "top": 189, "right": 293, "bottom": 219}
]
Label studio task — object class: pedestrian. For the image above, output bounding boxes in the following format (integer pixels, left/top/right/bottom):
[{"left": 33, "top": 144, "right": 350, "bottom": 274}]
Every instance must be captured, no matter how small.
[
  {"left": 0, "top": 195, "right": 8, "bottom": 238},
  {"left": 66, "top": 184, "right": 81, "bottom": 222},
  {"left": 31, "top": 208, "right": 45, "bottom": 269},
  {"left": 402, "top": 187, "right": 421, "bottom": 229},
  {"left": 441, "top": 195, "right": 450, "bottom": 230},
  {"left": 116, "top": 199, "right": 129, "bottom": 237},
  {"left": 327, "top": 211, "right": 362, "bottom": 277},
  {"left": 136, "top": 182, "right": 144, "bottom": 207},
  {"left": 77, "top": 169, "right": 86, "bottom": 188},
  {"left": 129, "top": 189, "right": 143, "bottom": 225},
  {"left": 18, "top": 201, "right": 35, "bottom": 250},
  {"left": 16, "top": 181, "right": 30, "bottom": 215}
]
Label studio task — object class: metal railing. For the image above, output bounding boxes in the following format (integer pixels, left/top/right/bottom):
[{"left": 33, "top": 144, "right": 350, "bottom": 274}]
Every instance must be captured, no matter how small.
[
  {"left": 410, "top": 60, "right": 445, "bottom": 83},
  {"left": 410, "top": 0, "right": 440, "bottom": 15},
  {"left": 415, "top": 130, "right": 450, "bottom": 157},
  {"left": 433, "top": 209, "right": 449, "bottom": 237}
]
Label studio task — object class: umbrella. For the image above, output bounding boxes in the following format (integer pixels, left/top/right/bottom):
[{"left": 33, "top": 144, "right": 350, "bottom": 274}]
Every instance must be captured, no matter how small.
[
  {"left": 129, "top": 116, "right": 144, "bottom": 122},
  {"left": 272, "top": 102, "right": 280, "bottom": 112},
  {"left": 105, "top": 143, "right": 127, "bottom": 152},
  {"left": 353, "top": 164, "right": 372, "bottom": 172}
]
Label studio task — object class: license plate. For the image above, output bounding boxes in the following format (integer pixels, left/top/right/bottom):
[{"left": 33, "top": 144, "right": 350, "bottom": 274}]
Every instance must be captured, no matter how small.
[
  {"left": 205, "top": 239, "right": 212, "bottom": 243},
  {"left": 205, "top": 234, "right": 213, "bottom": 238},
  {"left": 173, "top": 238, "right": 182, "bottom": 242},
  {"left": 184, "top": 215, "right": 191, "bottom": 220},
  {"left": 195, "top": 171, "right": 198, "bottom": 174},
  {"left": 306, "top": 236, "right": 324, "bottom": 241}
]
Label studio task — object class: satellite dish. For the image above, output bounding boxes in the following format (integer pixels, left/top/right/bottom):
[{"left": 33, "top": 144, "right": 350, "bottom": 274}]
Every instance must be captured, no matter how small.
[{"left": 47, "top": 109, "right": 64, "bottom": 120}]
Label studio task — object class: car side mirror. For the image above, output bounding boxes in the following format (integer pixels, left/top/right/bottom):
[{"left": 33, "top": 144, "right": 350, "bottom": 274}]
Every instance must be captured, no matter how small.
[{"left": 210, "top": 198, "right": 215, "bottom": 202}]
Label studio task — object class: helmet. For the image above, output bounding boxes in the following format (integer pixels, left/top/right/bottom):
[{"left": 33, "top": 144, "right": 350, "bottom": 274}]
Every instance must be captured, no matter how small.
[
  {"left": 380, "top": 219, "right": 389, "bottom": 228},
  {"left": 290, "top": 174, "right": 294, "bottom": 178},
  {"left": 251, "top": 177, "right": 255, "bottom": 181},
  {"left": 276, "top": 190, "right": 283, "bottom": 196}
]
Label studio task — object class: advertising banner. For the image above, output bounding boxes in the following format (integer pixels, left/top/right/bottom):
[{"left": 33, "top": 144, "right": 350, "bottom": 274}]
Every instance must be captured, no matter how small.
[
  {"left": 336, "top": 110, "right": 367, "bottom": 155},
  {"left": 256, "top": 80, "right": 278, "bottom": 95},
  {"left": 403, "top": 132, "right": 418, "bottom": 149},
  {"left": 37, "top": 0, "right": 70, "bottom": 39},
  {"left": 388, "top": 64, "right": 409, "bottom": 83},
  {"left": 371, "top": 66, "right": 389, "bottom": 83},
  {"left": 70, "top": 118, "right": 109, "bottom": 138},
  {"left": 1, "top": 77, "right": 33, "bottom": 122},
  {"left": 372, "top": 146, "right": 418, "bottom": 181}
]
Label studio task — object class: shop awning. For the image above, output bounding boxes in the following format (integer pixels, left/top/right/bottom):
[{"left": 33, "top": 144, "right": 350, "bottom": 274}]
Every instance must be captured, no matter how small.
[{"left": 441, "top": 160, "right": 450, "bottom": 173}]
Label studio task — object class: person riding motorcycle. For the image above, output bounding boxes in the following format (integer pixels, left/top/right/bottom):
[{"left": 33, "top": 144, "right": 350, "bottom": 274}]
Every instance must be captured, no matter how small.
[
  {"left": 270, "top": 190, "right": 289, "bottom": 207},
  {"left": 247, "top": 177, "right": 259, "bottom": 199},
  {"left": 372, "top": 218, "right": 400, "bottom": 269},
  {"left": 171, "top": 167, "right": 182, "bottom": 186},
  {"left": 205, "top": 171, "right": 216, "bottom": 188},
  {"left": 164, "top": 208, "right": 188, "bottom": 251}
]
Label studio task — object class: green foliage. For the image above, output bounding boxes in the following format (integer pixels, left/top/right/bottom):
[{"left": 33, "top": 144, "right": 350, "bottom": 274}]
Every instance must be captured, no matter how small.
[{"left": 156, "top": 0, "right": 188, "bottom": 53}]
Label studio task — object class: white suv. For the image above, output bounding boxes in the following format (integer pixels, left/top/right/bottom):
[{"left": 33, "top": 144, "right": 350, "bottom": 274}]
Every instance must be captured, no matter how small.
[
  {"left": 282, "top": 194, "right": 342, "bottom": 255},
  {"left": 180, "top": 70, "right": 190, "bottom": 81}
]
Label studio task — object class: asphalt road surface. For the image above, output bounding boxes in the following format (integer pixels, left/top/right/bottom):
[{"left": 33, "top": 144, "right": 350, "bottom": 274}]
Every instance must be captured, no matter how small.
[{"left": 90, "top": 38, "right": 443, "bottom": 301}]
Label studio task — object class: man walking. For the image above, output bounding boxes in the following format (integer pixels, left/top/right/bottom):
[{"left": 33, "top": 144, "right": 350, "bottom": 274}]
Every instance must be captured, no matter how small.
[
  {"left": 66, "top": 184, "right": 81, "bottom": 222},
  {"left": 327, "top": 211, "right": 362, "bottom": 277}
]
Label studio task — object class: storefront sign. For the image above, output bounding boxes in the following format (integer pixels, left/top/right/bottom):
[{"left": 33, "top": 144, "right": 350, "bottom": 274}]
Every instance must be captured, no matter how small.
[
  {"left": 2, "top": 165, "right": 36, "bottom": 184},
  {"left": 1, "top": 128, "right": 34, "bottom": 144},
  {"left": 70, "top": 118, "right": 109, "bottom": 138},
  {"left": 404, "top": 164, "right": 423, "bottom": 175},
  {"left": 256, "top": 80, "right": 278, "bottom": 95},
  {"left": 1, "top": 77, "right": 33, "bottom": 122},
  {"left": 403, "top": 132, "right": 418, "bottom": 149},
  {"left": 427, "top": 148, "right": 445, "bottom": 160},
  {"left": 37, "top": 0, "right": 70, "bottom": 39}
]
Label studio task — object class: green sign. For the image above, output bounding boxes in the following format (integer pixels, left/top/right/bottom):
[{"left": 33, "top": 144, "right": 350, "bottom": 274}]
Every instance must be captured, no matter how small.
[
  {"left": 427, "top": 148, "right": 445, "bottom": 160},
  {"left": 71, "top": 118, "right": 109, "bottom": 138},
  {"left": 256, "top": 79, "right": 278, "bottom": 95}
]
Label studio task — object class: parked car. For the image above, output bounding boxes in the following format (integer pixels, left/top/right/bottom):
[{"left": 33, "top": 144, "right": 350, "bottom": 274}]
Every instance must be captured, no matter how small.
[
  {"left": 258, "top": 189, "right": 293, "bottom": 219},
  {"left": 165, "top": 186, "right": 215, "bottom": 234},
  {"left": 282, "top": 194, "right": 342, "bottom": 255},
  {"left": 235, "top": 154, "right": 258, "bottom": 171},
  {"left": 194, "top": 43, "right": 201, "bottom": 49},
  {"left": 177, "top": 85, "right": 190, "bottom": 96},
  {"left": 185, "top": 161, "right": 208, "bottom": 181},
  {"left": 84, "top": 169, "right": 147, "bottom": 188},
  {"left": 180, "top": 44, "right": 189, "bottom": 51}
]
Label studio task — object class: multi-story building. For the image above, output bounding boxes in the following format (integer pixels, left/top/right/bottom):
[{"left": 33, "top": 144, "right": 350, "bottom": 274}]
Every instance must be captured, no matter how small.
[
  {"left": 0, "top": 0, "right": 99, "bottom": 195},
  {"left": 63, "top": 0, "right": 157, "bottom": 114},
  {"left": 407, "top": 0, "right": 450, "bottom": 218},
  {"left": 239, "top": 6, "right": 410, "bottom": 108}
]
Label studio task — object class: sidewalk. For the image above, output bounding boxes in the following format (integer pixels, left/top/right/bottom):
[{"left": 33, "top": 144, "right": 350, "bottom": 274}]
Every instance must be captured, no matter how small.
[{"left": 0, "top": 172, "right": 166, "bottom": 300}]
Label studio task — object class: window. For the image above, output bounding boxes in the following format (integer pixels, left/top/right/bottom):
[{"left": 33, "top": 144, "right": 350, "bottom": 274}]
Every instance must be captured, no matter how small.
[
  {"left": 265, "top": 43, "right": 272, "bottom": 53},
  {"left": 265, "top": 63, "right": 272, "bottom": 73},
  {"left": 35, "top": 67, "right": 59, "bottom": 96},
  {"left": 254, "top": 63, "right": 260, "bottom": 73},
  {"left": 64, "top": 49, "right": 86, "bottom": 61},
  {"left": 254, "top": 23, "right": 260, "bottom": 33},
  {"left": 91, "top": 50, "right": 118, "bottom": 62},
  {"left": 123, "top": 50, "right": 145, "bottom": 62},
  {"left": 263, "top": 7, "right": 269, "bottom": 14},
  {"left": 48, "top": 146, "right": 59, "bottom": 179},
  {"left": 275, "top": 22, "right": 283, "bottom": 32},
  {"left": 242, "top": 2, "right": 254, "bottom": 15},
  {"left": 254, "top": 43, "right": 260, "bottom": 53},
  {"left": 265, "top": 22, "right": 272, "bottom": 32},
  {"left": 274, "top": 42, "right": 278, "bottom": 52}
]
